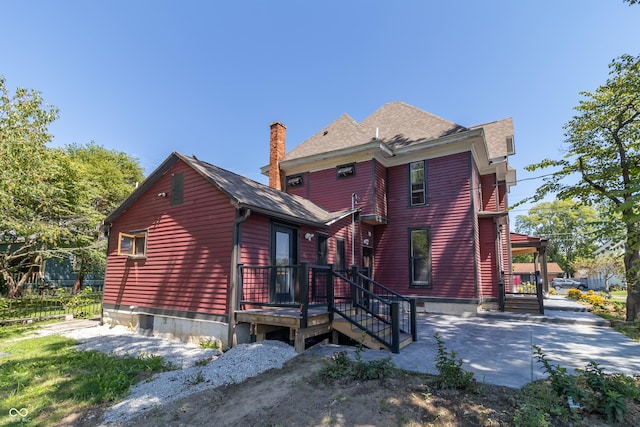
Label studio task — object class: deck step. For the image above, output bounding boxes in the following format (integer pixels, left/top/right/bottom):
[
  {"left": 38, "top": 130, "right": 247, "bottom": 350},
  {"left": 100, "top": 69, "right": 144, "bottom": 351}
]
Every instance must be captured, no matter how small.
[
  {"left": 504, "top": 295, "right": 542, "bottom": 314},
  {"left": 331, "top": 316, "right": 413, "bottom": 351}
]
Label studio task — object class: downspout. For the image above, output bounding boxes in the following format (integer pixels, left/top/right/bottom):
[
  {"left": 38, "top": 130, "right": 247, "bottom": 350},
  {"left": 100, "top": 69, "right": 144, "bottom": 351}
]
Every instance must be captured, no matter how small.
[
  {"left": 100, "top": 223, "right": 112, "bottom": 326},
  {"left": 227, "top": 208, "right": 251, "bottom": 349}
]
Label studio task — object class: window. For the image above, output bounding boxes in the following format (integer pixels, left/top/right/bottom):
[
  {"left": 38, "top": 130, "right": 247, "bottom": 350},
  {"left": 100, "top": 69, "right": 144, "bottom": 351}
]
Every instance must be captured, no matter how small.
[
  {"left": 118, "top": 231, "right": 147, "bottom": 257},
  {"left": 410, "top": 161, "right": 426, "bottom": 206},
  {"left": 336, "top": 163, "right": 355, "bottom": 178},
  {"left": 317, "top": 234, "right": 328, "bottom": 265},
  {"left": 286, "top": 174, "right": 304, "bottom": 188},
  {"left": 335, "top": 238, "right": 346, "bottom": 271},
  {"left": 171, "top": 172, "right": 184, "bottom": 206},
  {"left": 410, "top": 228, "right": 431, "bottom": 286}
]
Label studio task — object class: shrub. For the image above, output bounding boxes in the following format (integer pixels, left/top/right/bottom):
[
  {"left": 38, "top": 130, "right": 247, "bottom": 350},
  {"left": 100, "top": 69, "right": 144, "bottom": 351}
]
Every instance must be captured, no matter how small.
[
  {"left": 580, "top": 293, "right": 607, "bottom": 308},
  {"left": 433, "top": 332, "right": 476, "bottom": 391},
  {"left": 317, "top": 343, "right": 395, "bottom": 383},
  {"left": 566, "top": 288, "right": 582, "bottom": 300},
  {"left": 534, "top": 346, "right": 640, "bottom": 424}
]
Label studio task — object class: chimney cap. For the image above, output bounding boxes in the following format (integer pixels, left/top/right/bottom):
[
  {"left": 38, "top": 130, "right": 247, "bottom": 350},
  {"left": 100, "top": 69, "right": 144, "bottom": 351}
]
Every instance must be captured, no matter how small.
[{"left": 270, "top": 121, "right": 287, "bottom": 129}]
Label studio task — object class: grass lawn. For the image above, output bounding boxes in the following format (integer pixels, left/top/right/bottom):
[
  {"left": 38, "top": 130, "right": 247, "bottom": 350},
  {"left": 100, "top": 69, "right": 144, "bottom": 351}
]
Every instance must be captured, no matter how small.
[{"left": 0, "top": 327, "right": 171, "bottom": 426}]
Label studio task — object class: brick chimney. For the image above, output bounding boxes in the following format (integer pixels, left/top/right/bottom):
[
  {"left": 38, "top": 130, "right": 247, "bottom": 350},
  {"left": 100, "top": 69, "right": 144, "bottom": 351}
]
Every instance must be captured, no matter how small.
[{"left": 269, "top": 121, "right": 286, "bottom": 190}]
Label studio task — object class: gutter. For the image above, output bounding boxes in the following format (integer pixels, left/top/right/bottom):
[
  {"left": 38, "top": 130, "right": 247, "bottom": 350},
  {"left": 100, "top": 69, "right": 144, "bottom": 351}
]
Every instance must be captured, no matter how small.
[{"left": 227, "top": 208, "right": 251, "bottom": 348}]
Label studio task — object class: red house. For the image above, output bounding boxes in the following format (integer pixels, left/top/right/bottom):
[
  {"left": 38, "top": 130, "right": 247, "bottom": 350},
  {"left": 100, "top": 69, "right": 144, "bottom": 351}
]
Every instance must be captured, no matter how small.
[{"left": 102, "top": 102, "right": 516, "bottom": 352}]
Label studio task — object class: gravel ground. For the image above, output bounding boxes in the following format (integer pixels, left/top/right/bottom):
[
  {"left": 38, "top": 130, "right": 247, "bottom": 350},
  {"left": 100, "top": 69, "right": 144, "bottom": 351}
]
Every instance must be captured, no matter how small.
[{"left": 44, "top": 323, "right": 298, "bottom": 426}]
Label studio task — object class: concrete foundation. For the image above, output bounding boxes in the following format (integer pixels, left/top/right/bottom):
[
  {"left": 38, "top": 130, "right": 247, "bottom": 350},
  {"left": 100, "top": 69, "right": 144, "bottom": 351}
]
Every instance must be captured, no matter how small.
[
  {"left": 415, "top": 300, "right": 480, "bottom": 316},
  {"left": 102, "top": 309, "right": 232, "bottom": 349}
]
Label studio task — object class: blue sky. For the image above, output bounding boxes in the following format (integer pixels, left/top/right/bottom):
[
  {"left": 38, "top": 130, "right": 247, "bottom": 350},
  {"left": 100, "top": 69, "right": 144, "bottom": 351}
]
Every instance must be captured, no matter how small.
[{"left": 2, "top": 1, "right": 639, "bottom": 221}]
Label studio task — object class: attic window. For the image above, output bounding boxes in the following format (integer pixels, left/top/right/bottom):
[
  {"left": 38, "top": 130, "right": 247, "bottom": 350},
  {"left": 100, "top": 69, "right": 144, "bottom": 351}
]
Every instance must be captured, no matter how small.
[
  {"left": 336, "top": 163, "right": 355, "bottom": 178},
  {"left": 118, "top": 230, "right": 147, "bottom": 258},
  {"left": 286, "top": 175, "right": 304, "bottom": 188}
]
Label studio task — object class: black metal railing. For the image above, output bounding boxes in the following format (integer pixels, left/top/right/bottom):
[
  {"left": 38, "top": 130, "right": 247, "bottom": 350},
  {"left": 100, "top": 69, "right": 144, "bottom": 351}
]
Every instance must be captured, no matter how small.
[
  {"left": 0, "top": 289, "right": 103, "bottom": 324},
  {"left": 500, "top": 271, "right": 544, "bottom": 314},
  {"left": 331, "top": 266, "right": 417, "bottom": 353},
  {"left": 237, "top": 263, "right": 417, "bottom": 352}
]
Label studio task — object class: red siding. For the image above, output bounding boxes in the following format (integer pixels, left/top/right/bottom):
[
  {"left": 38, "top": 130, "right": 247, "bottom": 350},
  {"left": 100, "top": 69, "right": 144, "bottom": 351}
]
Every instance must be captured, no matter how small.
[
  {"left": 374, "top": 152, "right": 475, "bottom": 298},
  {"left": 239, "top": 215, "right": 270, "bottom": 266},
  {"left": 284, "top": 172, "right": 309, "bottom": 199},
  {"left": 374, "top": 159, "right": 388, "bottom": 219},
  {"left": 299, "top": 161, "right": 376, "bottom": 214},
  {"left": 104, "top": 160, "right": 235, "bottom": 316},
  {"left": 481, "top": 174, "right": 498, "bottom": 211},
  {"left": 478, "top": 218, "right": 497, "bottom": 297}
]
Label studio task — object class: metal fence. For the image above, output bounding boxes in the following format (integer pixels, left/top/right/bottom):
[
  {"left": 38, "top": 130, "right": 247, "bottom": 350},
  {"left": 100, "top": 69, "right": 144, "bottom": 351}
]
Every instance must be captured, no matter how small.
[{"left": 0, "top": 289, "right": 103, "bottom": 324}]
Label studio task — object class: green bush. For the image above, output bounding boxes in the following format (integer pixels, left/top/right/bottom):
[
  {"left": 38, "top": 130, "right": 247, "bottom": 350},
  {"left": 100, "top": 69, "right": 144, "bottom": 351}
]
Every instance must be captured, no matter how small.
[
  {"left": 433, "top": 332, "right": 476, "bottom": 391},
  {"left": 317, "top": 339, "right": 395, "bottom": 383},
  {"left": 534, "top": 345, "right": 640, "bottom": 424}
]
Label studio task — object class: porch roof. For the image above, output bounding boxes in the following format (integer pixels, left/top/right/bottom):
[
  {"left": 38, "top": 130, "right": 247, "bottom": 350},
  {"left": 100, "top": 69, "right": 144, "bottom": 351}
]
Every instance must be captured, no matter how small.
[{"left": 510, "top": 232, "right": 549, "bottom": 255}]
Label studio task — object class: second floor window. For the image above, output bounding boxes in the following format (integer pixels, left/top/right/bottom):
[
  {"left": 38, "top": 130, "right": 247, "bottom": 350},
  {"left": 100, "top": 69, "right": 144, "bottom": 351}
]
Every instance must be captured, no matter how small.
[{"left": 410, "top": 161, "right": 426, "bottom": 206}]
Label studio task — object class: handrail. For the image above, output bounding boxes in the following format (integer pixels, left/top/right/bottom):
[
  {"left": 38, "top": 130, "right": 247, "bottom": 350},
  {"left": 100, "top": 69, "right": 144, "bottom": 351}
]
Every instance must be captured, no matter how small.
[
  {"left": 352, "top": 268, "right": 417, "bottom": 342},
  {"left": 331, "top": 267, "right": 417, "bottom": 353},
  {"left": 238, "top": 263, "right": 416, "bottom": 353}
]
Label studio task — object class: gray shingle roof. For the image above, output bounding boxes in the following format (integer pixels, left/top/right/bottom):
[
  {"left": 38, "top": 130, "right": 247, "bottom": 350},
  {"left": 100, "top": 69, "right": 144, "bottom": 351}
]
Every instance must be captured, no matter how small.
[
  {"left": 177, "top": 153, "right": 349, "bottom": 226},
  {"left": 282, "top": 101, "right": 513, "bottom": 162},
  {"left": 105, "top": 153, "right": 351, "bottom": 228},
  {"left": 470, "top": 117, "right": 515, "bottom": 159}
]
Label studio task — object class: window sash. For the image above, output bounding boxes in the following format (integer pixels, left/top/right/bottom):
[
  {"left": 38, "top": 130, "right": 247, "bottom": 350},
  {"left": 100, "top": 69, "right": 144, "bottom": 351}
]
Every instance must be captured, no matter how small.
[
  {"left": 118, "top": 231, "right": 147, "bottom": 257},
  {"left": 410, "top": 161, "right": 426, "bottom": 206},
  {"left": 410, "top": 229, "right": 431, "bottom": 286}
]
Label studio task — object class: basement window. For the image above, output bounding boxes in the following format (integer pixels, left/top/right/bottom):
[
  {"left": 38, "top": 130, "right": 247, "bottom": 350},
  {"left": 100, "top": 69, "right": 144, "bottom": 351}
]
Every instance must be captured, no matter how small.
[
  {"left": 118, "top": 230, "right": 147, "bottom": 257},
  {"left": 336, "top": 163, "right": 355, "bottom": 178},
  {"left": 286, "top": 174, "right": 304, "bottom": 188}
]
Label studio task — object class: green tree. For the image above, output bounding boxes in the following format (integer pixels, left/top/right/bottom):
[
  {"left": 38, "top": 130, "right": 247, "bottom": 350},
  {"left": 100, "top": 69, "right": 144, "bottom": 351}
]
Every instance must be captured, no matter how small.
[
  {"left": 525, "top": 54, "right": 640, "bottom": 321},
  {"left": 0, "top": 77, "right": 143, "bottom": 297},
  {"left": 0, "top": 76, "right": 63, "bottom": 297},
  {"left": 573, "top": 253, "right": 624, "bottom": 291},
  {"left": 515, "top": 200, "right": 599, "bottom": 276},
  {"left": 62, "top": 143, "right": 143, "bottom": 293}
]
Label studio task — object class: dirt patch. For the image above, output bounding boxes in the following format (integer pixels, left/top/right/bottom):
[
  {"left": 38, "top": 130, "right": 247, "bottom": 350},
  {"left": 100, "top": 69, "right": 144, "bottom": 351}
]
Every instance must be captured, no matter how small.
[
  {"left": 102, "top": 354, "right": 519, "bottom": 426},
  {"left": 67, "top": 353, "right": 640, "bottom": 427}
]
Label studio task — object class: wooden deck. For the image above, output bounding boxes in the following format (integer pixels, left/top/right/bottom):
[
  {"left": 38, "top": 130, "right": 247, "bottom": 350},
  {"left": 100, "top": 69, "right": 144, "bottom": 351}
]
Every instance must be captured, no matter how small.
[
  {"left": 235, "top": 305, "right": 414, "bottom": 353},
  {"left": 235, "top": 306, "right": 332, "bottom": 352}
]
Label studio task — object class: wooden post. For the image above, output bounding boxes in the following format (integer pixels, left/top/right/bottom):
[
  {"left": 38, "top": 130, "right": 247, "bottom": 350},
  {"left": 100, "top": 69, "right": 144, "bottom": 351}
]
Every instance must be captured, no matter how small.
[
  {"left": 298, "top": 262, "right": 309, "bottom": 329},
  {"left": 327, "top": 264, "right": 334, "bottom": 321},
  {"left": 391, "top": 301, "right": 400, "bottom": 354},
  {"left": 410, "top": 298, "right": 417, "bottom": 342}
]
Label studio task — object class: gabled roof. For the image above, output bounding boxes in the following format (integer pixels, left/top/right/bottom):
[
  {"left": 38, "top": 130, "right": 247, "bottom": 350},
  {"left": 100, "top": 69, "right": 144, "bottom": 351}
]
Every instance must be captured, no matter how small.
[
  {"left": 281, "top": 101, "right": 511, "bottom": 162},
  {"left": 105, "top": 152, "right": 352, "bottom": 228},
  {"left": 359, "top": 101, "right": 467, "bottom": 150},
  {"left": 470, "top": 117, "right": 515, "bottom": 160}
]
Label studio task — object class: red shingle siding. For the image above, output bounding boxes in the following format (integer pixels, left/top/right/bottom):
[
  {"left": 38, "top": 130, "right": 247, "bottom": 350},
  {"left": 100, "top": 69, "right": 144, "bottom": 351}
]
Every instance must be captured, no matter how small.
[
  {"left": 374, "top": 152, "right": 475, "bottom": 298},
  {"left": 104, "top": 160, "right": 235, "bottom": 316}
]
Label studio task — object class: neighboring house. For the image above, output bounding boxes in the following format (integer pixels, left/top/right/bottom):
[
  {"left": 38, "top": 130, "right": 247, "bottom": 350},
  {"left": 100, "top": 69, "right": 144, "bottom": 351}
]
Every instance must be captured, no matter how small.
[
  {"left": 102, "top": 101, "right": 516, "bottom": 349},
  {"left": 512, "top": 262, "right": 563, "bottom": 287}
]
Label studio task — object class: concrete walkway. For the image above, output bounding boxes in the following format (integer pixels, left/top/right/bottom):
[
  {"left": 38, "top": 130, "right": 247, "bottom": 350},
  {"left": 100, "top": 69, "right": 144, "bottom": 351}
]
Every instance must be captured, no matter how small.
[{"left": 310, "top": 297, "right": 640, "bottom": 389}]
